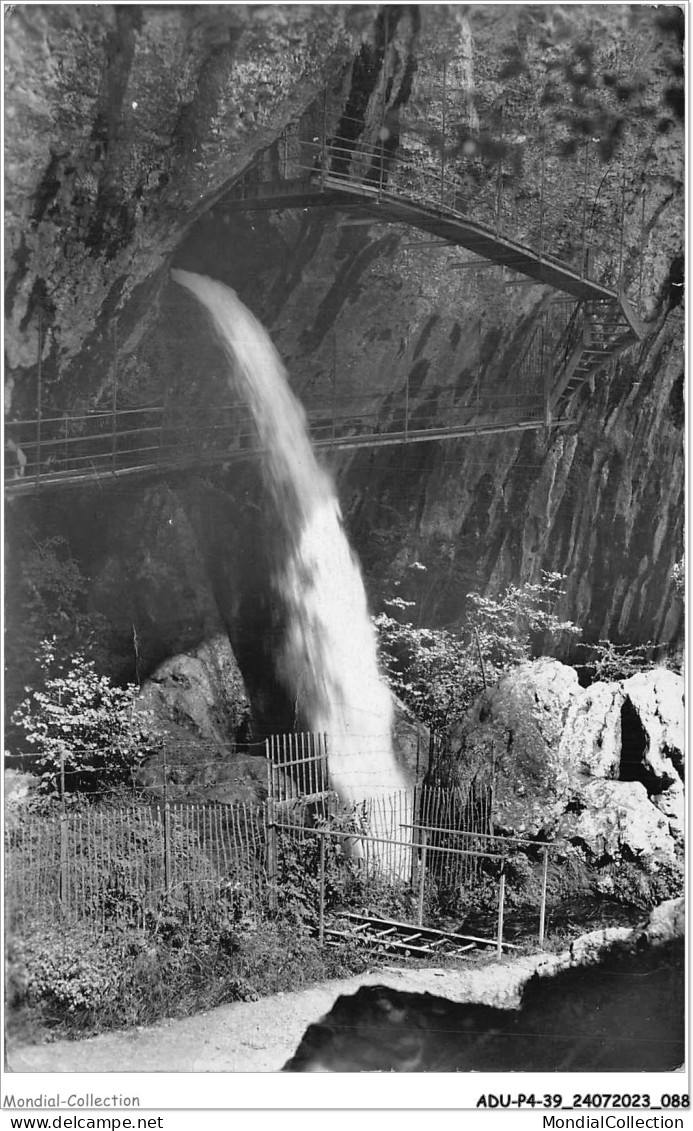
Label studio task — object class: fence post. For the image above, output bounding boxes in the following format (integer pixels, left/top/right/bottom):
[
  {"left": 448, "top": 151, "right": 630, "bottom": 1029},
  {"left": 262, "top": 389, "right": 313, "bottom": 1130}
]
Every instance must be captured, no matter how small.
[
  {"left": 489, "top": 742, "right": 496, "bottom": 837},
  {"left": 496, "top": 860, "right": 506, "bottom": 958},
  {"left": 267, "top": 798, "right": 278, "bottom": 912},
  {"left": 58, "top": 747, "right": 68, "bottom": 910},
  {"left": 539, "top": 846, "right": 549, "bottom": 948},
  {"left": 318, "top": 829, "right": 326, "bottom": 944},
  {"left": 163, "top": 803, "right": 171, "bottom": 894},
  {"left": 265, "top": 738, "right": 279, "bottom": 911},
  {"left": 162, "top": 756, "right": 171, "bottom": 894},
  {"left": 59, "top": 814, "right": 69, "bottom": 911},
  {"left": 416, "top": 828, "right": 428, "bottom": 926}
]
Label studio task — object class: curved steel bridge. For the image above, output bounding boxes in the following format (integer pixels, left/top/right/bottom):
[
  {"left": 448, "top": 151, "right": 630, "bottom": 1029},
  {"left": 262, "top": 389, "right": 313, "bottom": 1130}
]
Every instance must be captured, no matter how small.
[{"left": 5, "top": 114, "right": 645, "bottom": 496}]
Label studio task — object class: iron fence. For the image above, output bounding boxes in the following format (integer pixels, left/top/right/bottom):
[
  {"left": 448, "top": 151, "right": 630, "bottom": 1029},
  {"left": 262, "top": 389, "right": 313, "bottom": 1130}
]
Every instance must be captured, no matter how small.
[
  {"left": 5, "top": 785, "right": 554, "bottom": 947},
  {"left": 4, "top": 801, "right": 269, "bottom": 932}
]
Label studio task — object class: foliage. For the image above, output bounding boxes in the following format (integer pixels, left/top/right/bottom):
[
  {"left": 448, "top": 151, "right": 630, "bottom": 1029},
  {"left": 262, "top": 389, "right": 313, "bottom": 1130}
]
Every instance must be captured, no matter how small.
[
  {"left": 575, "top": 639, "right": 668, "bottom": 684},
  {"left": 17, "top": 535, "right": 87, "bottom": 632},
  {"left": 6, "top": 905, "right": 368, "bottom": 1041},
  {"left": 490, "top": 7, "right": 681, "bottom": 159},
  {"left": 275, "top": 807, "right": 415, "bottom": 926},
  {"left": 375, "top": 568, "right": 579, "bottom": 734},
  {"left": 466, "top": 574, "right": 580, "bottom": 671},
  {"left": 376, "top": 610, "right": 477, "bottom": 732},
  {"left": 10, "top": 927, "right": 121, "bottom": 1016},
  {"left": 671, "top": 557, "right": 684, "bottom": 598},
  {"left": 11, "top": 639, "right": 161, "bottom": 799}
]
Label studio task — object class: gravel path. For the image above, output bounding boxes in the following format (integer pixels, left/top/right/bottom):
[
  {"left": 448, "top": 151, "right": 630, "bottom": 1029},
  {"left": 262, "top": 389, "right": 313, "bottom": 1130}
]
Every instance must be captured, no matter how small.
[{"left": 8, "top": 951, "right": 561, "bottom": 1074}]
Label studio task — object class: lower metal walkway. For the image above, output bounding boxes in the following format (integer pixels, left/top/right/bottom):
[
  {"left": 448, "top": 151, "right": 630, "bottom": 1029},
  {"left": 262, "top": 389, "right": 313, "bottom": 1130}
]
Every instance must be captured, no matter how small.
[{"left": 5, "top": 407, "right": 565, "bottom": 496}]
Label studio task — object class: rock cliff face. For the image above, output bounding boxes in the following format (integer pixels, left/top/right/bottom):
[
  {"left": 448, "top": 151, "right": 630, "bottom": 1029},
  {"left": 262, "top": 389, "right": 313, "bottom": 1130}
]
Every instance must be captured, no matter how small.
[
  {"left": 5, "top": 7, "right": 684, "bottom": 729},
  {"left": 447, "top": 659, "right": 684, "bottom": 902}
]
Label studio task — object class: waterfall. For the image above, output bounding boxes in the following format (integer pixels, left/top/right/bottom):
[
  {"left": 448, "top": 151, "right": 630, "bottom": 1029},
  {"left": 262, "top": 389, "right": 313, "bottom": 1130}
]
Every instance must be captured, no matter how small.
[{"left": 171, "top": 271, "right": 411, "bottom": 861}]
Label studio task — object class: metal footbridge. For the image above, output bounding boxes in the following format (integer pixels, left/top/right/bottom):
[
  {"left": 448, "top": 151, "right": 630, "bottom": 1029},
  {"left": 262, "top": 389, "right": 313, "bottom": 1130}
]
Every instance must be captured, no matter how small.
[{"left": 5, "top": 112, "right": 645, "bottom": 496}]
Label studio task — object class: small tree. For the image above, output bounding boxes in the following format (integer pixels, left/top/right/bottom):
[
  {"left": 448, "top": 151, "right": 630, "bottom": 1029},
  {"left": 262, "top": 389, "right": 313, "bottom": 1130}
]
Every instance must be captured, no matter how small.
[
  {"left": 375, "top": 569, "right": 580, "bottom": 738},
  {"left": 465, "top": 572, "right": 581, "bottom": 676},
  {"left": 11, "top": 639, "right": 160, "bottom": 800},
  {"left": 376, "top": 601, "right": 480, "bottom": 733}
]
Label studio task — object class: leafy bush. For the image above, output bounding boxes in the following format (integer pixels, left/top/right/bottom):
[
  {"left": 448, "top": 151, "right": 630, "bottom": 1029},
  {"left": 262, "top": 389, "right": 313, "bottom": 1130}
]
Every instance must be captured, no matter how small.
[
  {"left": 375, "top": 568, "right": 579, "bottom": 735},
  {"left": 15, "top": 927, "right": 120, "bottom": 1016},
  {"left": 6, "top": 908, "right": 368, "bottom": 1040},
  {"left": 11, "top": 639, "right": 162, "bottom": 799},
  {"left": 466, "top": 573, "right": 580, "bottom": 672}
]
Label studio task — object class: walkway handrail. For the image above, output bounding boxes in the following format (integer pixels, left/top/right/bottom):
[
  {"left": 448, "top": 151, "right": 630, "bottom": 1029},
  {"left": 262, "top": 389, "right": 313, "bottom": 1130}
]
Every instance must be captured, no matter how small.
[
  {"left": 5, "top": 403, "right": 558, "bottom": 495},
  {"left": 236, "top": 108, "right": 644, "bottom": 303}
]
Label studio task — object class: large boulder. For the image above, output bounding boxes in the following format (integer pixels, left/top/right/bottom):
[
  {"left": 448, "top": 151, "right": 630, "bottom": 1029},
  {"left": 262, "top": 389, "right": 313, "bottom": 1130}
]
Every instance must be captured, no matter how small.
[
  {"left": 138, "top": 634, "right": 250, "bottom": 751},
  {"left": 136, "top": 634, "right": 261, "bottom": 804},
  {"left": 554, "top": 781, "right": 679, "bottom": 870},
  {"left": 445, "top": 659, "right": 579, "bottom": 833},
  {"left": 447, "top": 660, "right": 684, "bottom": 891}
]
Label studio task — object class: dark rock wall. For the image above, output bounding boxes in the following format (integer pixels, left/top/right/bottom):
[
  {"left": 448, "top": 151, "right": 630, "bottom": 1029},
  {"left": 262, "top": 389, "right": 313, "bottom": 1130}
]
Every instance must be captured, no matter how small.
[{"left": 5, "top": 5, "right": 684, "bottom": 703}]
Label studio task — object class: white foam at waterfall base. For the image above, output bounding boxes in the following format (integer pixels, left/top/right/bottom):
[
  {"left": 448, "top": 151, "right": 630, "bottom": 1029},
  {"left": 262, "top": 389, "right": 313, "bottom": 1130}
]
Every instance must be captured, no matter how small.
[{"left": 171, "top": 270, "right": 411, "bottom": 868}]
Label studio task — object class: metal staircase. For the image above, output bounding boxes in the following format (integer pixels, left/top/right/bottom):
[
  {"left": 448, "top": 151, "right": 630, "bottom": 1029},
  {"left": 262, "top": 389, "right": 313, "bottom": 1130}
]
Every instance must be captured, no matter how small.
[{"left": 550, "top": 295, "right": 643, "bottom": 416}]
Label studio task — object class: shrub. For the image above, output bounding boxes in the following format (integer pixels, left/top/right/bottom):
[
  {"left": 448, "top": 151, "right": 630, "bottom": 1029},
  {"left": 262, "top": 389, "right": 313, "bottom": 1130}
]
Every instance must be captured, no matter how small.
[
  {"left": 375, "top": 568, "right": 579, "bottom": 736},
  {"left": 11, "top": 927, "right": 120, "bottom": 1017},
  {"left": 6, "top": 907, "right": 368, "bottom": 1040},
  {"left": 11, "top": 639, "right": 162, "bottom": 799}
]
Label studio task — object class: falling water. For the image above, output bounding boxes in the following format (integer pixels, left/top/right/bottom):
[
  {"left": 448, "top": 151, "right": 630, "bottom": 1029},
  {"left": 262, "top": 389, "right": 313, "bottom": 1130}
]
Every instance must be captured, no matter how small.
[{"left": 171, "top": 271, "right": 411, "bottom": 861}]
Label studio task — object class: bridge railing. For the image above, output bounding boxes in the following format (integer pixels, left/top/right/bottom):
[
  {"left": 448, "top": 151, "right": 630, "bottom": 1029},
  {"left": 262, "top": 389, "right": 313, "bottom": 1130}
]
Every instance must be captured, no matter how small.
[
  {"left": 5, "top": 388, "right": 548, "bottom": 490},
  {"left": 241, "top": 110, "right": 642, "bottom": 299}
]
